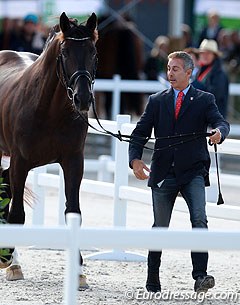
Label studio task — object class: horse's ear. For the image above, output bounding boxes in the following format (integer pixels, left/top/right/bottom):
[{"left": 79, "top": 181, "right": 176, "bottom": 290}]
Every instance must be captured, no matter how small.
[
  {"left": 86, "top": 13, "right": 97, "bottom": 32},
  {"left": 60, "top": 12, "right": 71, "bottom": 33}
]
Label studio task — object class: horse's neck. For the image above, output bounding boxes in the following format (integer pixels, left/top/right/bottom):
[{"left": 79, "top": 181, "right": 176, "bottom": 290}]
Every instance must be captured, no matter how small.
[
  {"left": 34, "top": 40, "right": 66, "bottom": 102},
  {"left": 27, "top": 42, "right": 71, "bottom": 119}
]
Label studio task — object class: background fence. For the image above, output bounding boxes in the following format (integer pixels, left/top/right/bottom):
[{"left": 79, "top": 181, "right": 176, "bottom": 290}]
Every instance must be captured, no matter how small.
[{"left": 93, "top": 75, "right": 240, "bottom": 126}]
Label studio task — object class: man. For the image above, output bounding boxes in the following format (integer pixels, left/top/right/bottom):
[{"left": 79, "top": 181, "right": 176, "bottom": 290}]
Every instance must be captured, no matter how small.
[
  {"left": 197, "top": 39, "right": 229, "bottom": 118},
  {"left": 129, "top": 51, "right": 230, "bottom": 293},
  {"left": 198, "top": 11, "right": 223, "bottom": 46}
]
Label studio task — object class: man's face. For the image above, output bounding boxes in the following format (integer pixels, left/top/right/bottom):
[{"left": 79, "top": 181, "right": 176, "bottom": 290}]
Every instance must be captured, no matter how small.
[{"left": 167, "top": 57, "right": 191, "bottom": 90}]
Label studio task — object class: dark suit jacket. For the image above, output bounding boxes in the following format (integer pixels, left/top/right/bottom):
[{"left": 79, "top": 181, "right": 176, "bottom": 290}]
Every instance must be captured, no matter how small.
[{"left": 129, "top": 85, "right": 230, "bottom": 187}]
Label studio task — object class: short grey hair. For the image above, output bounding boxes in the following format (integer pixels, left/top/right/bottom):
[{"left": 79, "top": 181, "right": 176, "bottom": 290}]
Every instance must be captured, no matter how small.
[{"left": 168, "top": 51, "right": 194, "bottom": 71}]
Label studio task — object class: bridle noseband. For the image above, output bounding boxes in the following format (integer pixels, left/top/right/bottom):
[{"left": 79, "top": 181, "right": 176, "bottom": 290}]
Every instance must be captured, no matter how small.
[{"left": 56, "top": 37, "right": 97, "bottom": 101}]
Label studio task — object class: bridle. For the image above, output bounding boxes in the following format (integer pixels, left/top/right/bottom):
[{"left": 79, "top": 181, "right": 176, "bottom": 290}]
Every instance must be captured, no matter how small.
[{"left": 56, "top": 36, "right": 97, "bottom": 101}]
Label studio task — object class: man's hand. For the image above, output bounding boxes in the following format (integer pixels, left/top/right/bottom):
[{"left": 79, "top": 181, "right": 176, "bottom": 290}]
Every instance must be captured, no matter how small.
[
  {"left": 132, "top": 159, "right": 151, "bottom": 180},
  {"left": 209, "top": 128, "right": 222, "bottom": 145}
]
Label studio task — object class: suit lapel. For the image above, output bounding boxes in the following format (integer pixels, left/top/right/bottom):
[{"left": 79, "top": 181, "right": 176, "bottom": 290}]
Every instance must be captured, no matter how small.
[
  {"left": 178, "top": 85, "right": 196, "bottom": 119},
  {"left": 164, "top": 87, "right": 175, "bottom": 118}
]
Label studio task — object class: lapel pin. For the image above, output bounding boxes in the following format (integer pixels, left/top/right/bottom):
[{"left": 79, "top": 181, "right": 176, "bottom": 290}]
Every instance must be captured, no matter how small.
[{"left": 190, "top": 97, "right": 193, "bottom": 101}]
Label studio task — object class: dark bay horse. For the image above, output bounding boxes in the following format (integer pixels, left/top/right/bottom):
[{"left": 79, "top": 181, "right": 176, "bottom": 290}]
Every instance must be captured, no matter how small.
[
  {"left": 96, "top": 15, "right": 144, "bottom": 119},
  {"left": 0, "top": 12, "right": 98, "bottom": 287}
]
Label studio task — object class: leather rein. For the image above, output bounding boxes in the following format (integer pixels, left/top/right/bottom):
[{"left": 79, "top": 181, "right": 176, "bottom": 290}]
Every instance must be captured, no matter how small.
[{"left": 83, "top": 99, "right": 215, "bottom": 152}]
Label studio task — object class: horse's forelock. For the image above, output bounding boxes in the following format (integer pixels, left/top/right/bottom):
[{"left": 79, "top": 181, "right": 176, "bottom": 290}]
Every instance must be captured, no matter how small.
[{"left": 46, "top": 19, "right": 98, "bottom": 45}]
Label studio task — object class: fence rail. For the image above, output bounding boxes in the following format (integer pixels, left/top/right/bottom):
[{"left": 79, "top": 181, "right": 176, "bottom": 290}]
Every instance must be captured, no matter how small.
[{"left": 1, "top": 214, "right": 240, "bottom": 305}]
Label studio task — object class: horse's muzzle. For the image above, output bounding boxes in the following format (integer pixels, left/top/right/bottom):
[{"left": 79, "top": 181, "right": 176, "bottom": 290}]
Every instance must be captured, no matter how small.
[{"left": 73, "top": 92, "right": 93, "bottom": 111}]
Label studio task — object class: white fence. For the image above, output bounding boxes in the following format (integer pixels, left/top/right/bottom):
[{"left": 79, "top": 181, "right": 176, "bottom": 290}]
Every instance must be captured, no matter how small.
[
  {"left": 25, "top": 115, "right": 240, "bottom": 228},
  {"left": 1, "top": 115, "right": 240, "bottom": 305},
  {"left": 1, "top": 215, "right": 240, "bottom": 305}
]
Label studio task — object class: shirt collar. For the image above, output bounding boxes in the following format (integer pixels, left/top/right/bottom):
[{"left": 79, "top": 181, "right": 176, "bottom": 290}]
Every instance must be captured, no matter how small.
[{"left": 173, "top": 85, "right": 190, "bottom": 98}]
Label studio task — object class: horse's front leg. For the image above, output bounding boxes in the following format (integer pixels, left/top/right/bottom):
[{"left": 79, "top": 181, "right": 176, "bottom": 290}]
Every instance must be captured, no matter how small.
[
  {"left": 60, "top": 153, "right": 88, "bottom": 289},
  {"left": 7, "top": 157, "right": 29, "bottom": 225},
  {"left": 4, "top": 156, "right": 29, "bottom": 280}
]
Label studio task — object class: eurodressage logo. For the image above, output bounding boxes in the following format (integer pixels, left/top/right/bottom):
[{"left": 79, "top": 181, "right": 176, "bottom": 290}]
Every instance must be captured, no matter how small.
[{"left": 124, "top": 287, "right": 240, "bottom": 303}]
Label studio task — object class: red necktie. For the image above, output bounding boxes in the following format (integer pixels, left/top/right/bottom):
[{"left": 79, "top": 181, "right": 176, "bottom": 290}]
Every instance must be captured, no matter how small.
[{"left": 175, "top": 91, "right": 184, "bottom": 119}]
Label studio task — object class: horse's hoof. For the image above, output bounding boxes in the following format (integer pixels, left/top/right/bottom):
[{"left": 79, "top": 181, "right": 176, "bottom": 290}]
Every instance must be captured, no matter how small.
[
  {"left": 79, "top": 274, "right": 89, "bottom": 290},
  {"left": 6, "top": 265, "right": 24, "bottom": 281}
]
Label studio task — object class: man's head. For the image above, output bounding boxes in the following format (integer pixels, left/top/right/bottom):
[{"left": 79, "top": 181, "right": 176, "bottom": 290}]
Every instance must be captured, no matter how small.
[{"left": 167, "top": 51, "right": 194, "bottom": 90}]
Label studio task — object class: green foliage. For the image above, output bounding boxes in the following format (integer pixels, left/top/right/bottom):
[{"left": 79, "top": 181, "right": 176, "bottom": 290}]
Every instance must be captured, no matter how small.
[{"left": 0, "top": 177, "right": 11, "bottom": 262}]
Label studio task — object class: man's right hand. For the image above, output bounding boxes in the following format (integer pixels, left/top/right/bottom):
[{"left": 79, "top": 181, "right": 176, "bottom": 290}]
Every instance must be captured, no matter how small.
[{"left": 132, "top": 159, "right": 151, "bottom": 180}]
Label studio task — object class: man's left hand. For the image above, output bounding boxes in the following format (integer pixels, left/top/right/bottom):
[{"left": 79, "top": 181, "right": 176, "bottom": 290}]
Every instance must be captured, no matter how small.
[{"left": 209, "top": 128, "right": 222, "bottom": 144}]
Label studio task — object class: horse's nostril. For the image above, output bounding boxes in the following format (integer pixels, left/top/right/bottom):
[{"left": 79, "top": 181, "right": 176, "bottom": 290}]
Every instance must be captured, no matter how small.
[{"left": 73, "top": 94, "right": 91, "bottom": 111}]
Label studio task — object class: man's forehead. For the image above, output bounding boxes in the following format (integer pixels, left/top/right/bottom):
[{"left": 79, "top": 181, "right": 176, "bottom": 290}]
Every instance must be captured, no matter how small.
[{"left": 167, "top": 58, "right": 183, "bottom": 68}]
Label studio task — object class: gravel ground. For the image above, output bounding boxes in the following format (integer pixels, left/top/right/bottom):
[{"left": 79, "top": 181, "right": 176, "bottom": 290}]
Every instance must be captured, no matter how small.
[{"left": 1, "top": 188, "right": 240, "bottom": 305}]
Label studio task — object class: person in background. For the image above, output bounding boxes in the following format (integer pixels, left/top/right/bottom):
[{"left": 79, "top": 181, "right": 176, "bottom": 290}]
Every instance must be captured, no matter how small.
[
  {"left": 144, "top": 35, "right": 170, "bottom": 80},
  {"left": 184, "top": 47, "right": 205, "bottom": 90},
  {"left": 198, "top": 10, "right": 223, "bottom": 46},
  {"left": 129, "top": 51, "right": 230, "bottom": 294},
  {"left": 11, "top": 14, "right": 45, "bottom": 55},
  {"left": 181, "top": 24, "right": 193, "bottom": 49},
  {"left": 197, "top": 39, "right": 229, "bottom": 118}
]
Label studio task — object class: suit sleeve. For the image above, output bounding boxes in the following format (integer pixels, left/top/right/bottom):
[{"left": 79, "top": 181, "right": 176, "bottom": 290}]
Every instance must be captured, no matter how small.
[
  {"left": 205, "top": 93, "right": 230, "bottom": 142},
  {"left": 128, "top": 96, "right": 155, "bottom": 168}
]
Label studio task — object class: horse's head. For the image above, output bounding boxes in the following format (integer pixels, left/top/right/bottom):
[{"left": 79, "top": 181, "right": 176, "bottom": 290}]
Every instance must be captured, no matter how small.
[{"left": 57, "top": 12, "right": 98, "bottom": 112}]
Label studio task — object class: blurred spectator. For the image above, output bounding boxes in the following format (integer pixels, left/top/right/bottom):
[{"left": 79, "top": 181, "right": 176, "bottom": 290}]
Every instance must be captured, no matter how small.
[
  {"left": 217, "top": 29, "right": 232, "bottom": 60},
  {"left": 0, "top": 18, "right": 14, "bottom": 50},
  {"left": 184, "top": 47, "right": 205, "bottom": 90},
  {"left": 182, "top": 24, "right": 193, "bottom": 48},
  {"left": 197, "top": 39, "right": 229, "bottom": 118},
  {"left": 144, "top": 35, "right": 170, "bottom": 80},
  {"left": 198, "top": 11, "right": 223, "bottom": 46},
  {"left": 223, "top": 30, "right": 240, "bottom": 81},
  {"left": 10, "top": 14, "right": 46, "bottom": 54}
]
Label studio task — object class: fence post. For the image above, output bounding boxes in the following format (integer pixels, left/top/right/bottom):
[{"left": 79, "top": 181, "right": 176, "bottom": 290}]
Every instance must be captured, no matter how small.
[
  {"left": 58, "top": 166, "right": 66, "bottom": 226},
  {"left": 97, "top": 155, "right": 112, "bottom": 182},
  {"left": 111, "top": 74, "right": 121, "bottom": 159},
  {"left": 113, "top": 114, "right": 130, "bottom": 227},
  {"left": 64, "top": 213, "right": 80, "bottom": 305},
  {"left": 111, "top": 74, "right": 121, "bottom": 121},
  {"left": 32, "top": 166, "right": 47, "bottom": 225},
  {"left": 85, "top": 115, "right": 146, "bottom": 261}
]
